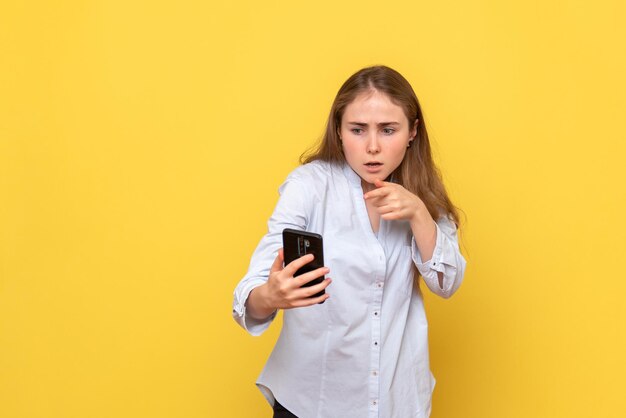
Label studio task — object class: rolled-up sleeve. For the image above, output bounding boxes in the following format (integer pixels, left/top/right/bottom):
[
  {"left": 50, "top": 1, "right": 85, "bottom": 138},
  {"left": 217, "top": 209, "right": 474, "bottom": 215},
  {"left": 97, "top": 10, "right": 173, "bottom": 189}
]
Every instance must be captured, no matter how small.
[
  {"left": 232, "top": 173, "right": 310, "bottom": 335},
  {"left": 411, "top": 214, "right": 466, "bottom": 299}
]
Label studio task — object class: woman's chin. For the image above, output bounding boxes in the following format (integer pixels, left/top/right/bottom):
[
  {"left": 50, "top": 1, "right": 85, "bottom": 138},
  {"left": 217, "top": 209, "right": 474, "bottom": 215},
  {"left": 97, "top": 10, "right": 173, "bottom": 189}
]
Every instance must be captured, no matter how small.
[{"left": 359, "top": 175, "right": 385, "bottom": 191}]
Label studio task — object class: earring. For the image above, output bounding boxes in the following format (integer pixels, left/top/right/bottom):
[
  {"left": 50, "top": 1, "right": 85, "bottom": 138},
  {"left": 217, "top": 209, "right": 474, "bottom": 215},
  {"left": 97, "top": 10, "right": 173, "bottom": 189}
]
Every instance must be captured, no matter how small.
[{"left": 407, "top": 140, "right": 413, "bottom": 148}]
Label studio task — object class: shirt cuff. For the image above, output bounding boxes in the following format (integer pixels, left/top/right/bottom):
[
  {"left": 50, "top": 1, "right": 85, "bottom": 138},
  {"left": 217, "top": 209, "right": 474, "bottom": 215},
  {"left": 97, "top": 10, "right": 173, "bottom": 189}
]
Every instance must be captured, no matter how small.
[
  {"left": 410, "top": 220, "right": 459, "bottom": 295},
  {"left": 232, "top": 280, "right": 277, "bottom": 336}
]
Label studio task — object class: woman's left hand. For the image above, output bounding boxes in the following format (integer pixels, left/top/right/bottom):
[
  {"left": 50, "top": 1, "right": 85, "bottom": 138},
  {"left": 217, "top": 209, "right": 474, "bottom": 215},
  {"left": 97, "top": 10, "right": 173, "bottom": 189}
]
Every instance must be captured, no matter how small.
[{"left": 363, "top": 179, "right": 428, "bottom": 224}]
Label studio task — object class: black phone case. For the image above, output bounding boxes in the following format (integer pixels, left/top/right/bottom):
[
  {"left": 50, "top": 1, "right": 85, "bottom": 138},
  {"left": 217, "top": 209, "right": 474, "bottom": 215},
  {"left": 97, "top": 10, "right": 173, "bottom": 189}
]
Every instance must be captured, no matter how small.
[{"left": 282, "top": 228, "right": 325, "bottom": 301}]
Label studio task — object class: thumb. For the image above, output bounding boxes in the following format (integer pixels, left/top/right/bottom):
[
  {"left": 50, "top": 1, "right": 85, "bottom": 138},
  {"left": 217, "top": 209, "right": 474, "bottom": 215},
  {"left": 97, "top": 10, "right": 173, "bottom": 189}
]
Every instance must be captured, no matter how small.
[
  {"left": 374, "top": 179, "right": 386, "bottom": 188},
  {"left": 270, "top": 248, "right": 284, "bottom": 273}
]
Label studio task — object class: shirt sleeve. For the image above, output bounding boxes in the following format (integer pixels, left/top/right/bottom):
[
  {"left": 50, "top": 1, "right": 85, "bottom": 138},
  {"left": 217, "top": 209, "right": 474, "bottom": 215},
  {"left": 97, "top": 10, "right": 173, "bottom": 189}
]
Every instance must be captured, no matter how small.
[
  {"left": 410, "top": 214, "right": 466, "bottom": 299},
  {"left": 232, "top": 172, "right": 311, "bottom": 336}
]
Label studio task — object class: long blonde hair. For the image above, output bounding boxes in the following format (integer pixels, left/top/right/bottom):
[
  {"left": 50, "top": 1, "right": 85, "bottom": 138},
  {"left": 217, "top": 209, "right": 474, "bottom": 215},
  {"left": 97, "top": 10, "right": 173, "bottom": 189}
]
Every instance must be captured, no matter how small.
[{"left": 301, "top": 65, "right": 461, "bottom": 228}]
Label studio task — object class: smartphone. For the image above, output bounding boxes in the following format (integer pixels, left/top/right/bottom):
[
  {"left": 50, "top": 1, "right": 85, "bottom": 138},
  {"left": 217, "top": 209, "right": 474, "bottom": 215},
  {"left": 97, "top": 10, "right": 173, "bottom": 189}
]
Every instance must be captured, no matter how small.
[{"left": 282, "top": 228, "right": 326, "bottom": 302}]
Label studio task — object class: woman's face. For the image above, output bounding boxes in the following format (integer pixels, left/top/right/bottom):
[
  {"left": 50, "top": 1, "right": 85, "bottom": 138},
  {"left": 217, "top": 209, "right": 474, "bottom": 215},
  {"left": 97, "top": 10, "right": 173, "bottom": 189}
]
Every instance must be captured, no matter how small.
[{"left": 339, "top": 90, "right": 416, "bottom": 192}]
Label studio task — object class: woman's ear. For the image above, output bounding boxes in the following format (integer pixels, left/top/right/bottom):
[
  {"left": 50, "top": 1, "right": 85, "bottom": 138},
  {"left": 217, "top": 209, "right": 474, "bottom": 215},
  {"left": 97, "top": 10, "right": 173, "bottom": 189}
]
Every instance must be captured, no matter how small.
[{"left": 411, "top": 119, "right": 419, "bottom": 139}]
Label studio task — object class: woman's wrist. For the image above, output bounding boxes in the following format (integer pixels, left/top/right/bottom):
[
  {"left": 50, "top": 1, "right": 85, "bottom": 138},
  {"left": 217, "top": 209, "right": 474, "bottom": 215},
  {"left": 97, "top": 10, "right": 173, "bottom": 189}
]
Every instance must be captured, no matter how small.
[
  {"left": 409, "top": 203, "right": 437, "bottom": 262},
  {"left": 246, "top": 283, "right": 277, "bottom": 320},
  {"left": 409, "top": 202, "right": 432, "bottom": 229}
]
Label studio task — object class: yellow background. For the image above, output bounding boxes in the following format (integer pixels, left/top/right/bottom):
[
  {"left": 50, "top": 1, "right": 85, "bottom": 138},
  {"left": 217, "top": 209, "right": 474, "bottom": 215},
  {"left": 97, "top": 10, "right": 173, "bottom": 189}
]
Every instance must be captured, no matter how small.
[{"left": 1, "top": 1, "right": 625, "bottom": 417}]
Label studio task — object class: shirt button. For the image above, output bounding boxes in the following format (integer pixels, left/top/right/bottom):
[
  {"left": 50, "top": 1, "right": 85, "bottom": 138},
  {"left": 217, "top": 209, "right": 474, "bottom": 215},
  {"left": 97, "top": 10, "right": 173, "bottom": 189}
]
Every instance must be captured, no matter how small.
[
  {"left": 376, "top": 282, "right": 383, "bottom": 288},
  {"left": 374, "top": 311, "right": 379, "bottom": 316},
  {"left": 372, "top": 371, "right": 378, "bottom": 376},
  {"left": 374, "top": 341, "right": 378, "bottom": 346},
  {"left": 373, "top": 400, "right": 378, "bottom": 406}
]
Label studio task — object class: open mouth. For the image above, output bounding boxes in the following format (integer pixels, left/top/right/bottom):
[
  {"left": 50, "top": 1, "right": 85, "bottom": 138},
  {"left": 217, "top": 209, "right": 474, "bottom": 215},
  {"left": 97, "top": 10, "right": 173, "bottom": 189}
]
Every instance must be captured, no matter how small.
[{"left": 365, "top": 162, "right": 382, "bottom": 167}]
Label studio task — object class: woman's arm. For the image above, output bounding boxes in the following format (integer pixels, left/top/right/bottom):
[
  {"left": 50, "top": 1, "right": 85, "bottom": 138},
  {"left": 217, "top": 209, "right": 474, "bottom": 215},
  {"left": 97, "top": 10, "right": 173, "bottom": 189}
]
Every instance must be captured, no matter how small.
[
  {"left": 232, "top": 170, "right": 332, "bottom": 336},
  {"left": 409, "top": 214, "right": 442, "bottom": 286},
  {"left": 363, "top": 179, "right": 466, "bottom": 299},
  {"left": 410, "top": 213, "right": 466, "bottom": 299}
]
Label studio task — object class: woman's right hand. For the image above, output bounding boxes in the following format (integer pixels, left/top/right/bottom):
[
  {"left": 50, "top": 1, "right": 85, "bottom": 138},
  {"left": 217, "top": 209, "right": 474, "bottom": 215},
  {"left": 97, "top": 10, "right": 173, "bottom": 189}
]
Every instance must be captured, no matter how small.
[{"left": 246, "top": 248, "right": 332, "bottom": 319}]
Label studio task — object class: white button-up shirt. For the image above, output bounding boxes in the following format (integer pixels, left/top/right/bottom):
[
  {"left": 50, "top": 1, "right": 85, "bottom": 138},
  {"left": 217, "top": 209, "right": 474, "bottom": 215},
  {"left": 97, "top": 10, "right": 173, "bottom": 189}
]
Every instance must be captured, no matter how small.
[{"left": 233, "top": 160, "right": 466, "bottom": 418}]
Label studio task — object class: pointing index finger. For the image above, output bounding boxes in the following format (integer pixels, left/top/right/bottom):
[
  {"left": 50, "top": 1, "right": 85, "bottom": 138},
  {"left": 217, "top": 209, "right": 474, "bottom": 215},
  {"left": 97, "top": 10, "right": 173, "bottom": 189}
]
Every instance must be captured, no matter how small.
[{"left": 364, "top": 185, "right": 392, "bottom": 200}]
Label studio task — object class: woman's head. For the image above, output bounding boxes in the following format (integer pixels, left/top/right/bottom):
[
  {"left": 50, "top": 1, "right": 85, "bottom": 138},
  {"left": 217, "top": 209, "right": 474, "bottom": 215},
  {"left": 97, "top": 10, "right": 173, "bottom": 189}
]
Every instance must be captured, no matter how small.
[
  {"left": 304, "top": 65, "right": 422, "bottom": 166},
  {"left": 302, "top": 65, "right": 460, "bottom": 227},
  {"left": 338, "top": 88, "right": 417, "bottom": 192}
]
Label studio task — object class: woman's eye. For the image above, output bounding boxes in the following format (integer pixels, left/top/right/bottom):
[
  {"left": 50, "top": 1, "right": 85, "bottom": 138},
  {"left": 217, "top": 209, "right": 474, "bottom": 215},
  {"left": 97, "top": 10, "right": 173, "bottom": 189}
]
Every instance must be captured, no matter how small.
[
  {"left": 351, "top": 128, "right": 363, "bottom": 134},
  {"left": 383, "top": 128, "right": 395, "bottom": 135}
]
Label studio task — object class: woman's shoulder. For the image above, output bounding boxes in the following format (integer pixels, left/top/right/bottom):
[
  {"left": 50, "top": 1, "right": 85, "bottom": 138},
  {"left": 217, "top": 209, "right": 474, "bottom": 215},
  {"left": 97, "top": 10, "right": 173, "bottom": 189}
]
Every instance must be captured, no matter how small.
[{"left": 285, "top": 160, "right": 342, "bottom": 185}]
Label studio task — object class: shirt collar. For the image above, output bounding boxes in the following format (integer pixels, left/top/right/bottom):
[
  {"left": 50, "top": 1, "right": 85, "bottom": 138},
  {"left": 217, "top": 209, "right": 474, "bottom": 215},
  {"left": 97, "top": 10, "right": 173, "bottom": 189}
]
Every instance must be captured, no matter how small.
[{"left": 341, "top": 163, "right": 363, "bottom": 188}]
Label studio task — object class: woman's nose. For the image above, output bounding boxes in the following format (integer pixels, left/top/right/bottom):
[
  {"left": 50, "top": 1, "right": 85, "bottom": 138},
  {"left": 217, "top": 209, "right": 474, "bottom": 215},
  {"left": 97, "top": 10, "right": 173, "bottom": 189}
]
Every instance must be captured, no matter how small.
[{"left": 367, "top": 134, "right": 381, "bottom": 154}]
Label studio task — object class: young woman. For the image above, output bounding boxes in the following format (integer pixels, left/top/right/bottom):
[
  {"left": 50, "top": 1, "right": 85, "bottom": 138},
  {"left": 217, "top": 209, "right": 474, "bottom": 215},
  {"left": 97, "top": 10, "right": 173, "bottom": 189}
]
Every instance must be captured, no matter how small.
[{"left": 232, "top": 65, "right": 466, "bottom": 418}]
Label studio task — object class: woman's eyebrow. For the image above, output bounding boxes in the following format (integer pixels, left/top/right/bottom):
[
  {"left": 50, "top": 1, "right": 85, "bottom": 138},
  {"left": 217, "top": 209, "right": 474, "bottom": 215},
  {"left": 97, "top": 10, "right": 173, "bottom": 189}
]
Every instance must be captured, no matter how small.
[{"left": 346, "top": 121, "right": 401, "bottom": 126}]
